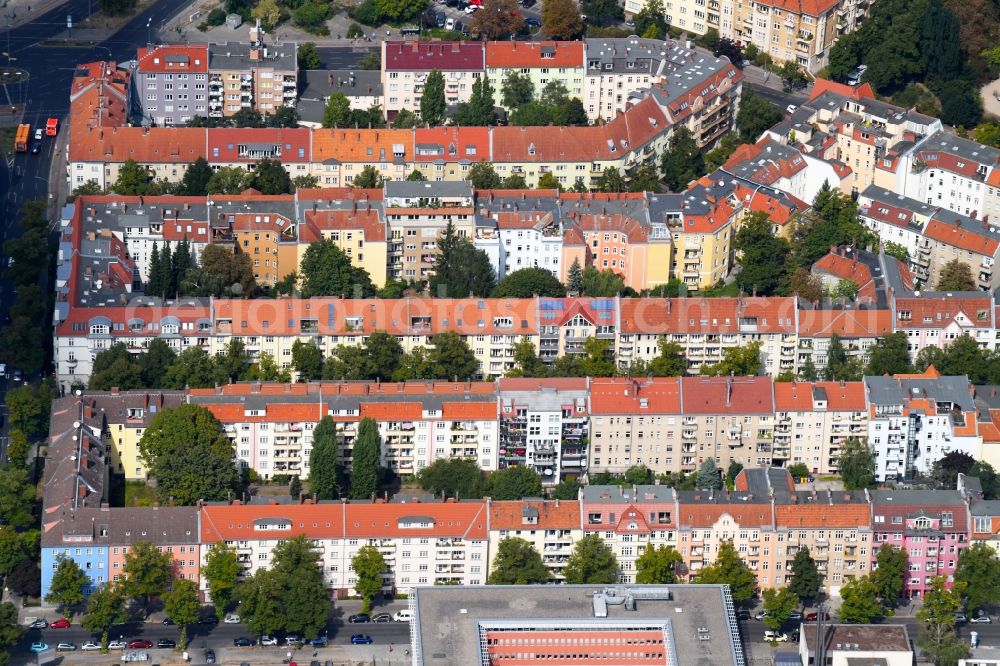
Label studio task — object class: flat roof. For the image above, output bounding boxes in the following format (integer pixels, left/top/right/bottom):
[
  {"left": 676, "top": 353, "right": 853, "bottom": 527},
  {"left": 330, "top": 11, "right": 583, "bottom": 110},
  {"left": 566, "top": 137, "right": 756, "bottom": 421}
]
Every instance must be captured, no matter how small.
[{"left": 411, "top": 584, "right": 744, "bottom": 666}]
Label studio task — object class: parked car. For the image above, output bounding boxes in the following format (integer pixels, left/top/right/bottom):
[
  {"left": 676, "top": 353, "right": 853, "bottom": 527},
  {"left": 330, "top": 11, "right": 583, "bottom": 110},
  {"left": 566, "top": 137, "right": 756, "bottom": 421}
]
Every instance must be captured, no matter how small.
[
  {"left": 955, "top": 613, "right": 969, "bottom": 625},
  {"left": 30, "top": 139, "right": 41, "bottom": 154},
  {"left": 162, "top": 618, "right": 174, "bottom": 625},
  {"left": 464, "top": 5, "right": 478, "bottom": 13},
  {"left": 198, "top": 615, "right": 219, "bottom": 625},
  {"left": 108, "top": 640, "right": 128, "bottom": 650},
  {"left": 157, "top": 639, "right": 176, "bottom": 649},
  {"left": 205, "top": 649, "right": 216, "bottom": 664},
  {"left": 308, "top": 635, "right": 328, "bottom": 647},
  {"left": 260, "top": 635, "right": 278, "bottom": 646},
  {"left": 372, "top": 613, "right": 392, "bottom": 623},
  {"left": 521, "top": 0, "right": 536, "bottom": 6},
  {"left": 764, "top": 631, "right": 788, "bottom": 642},
  {"left": 56, "top": 642, "right": 77, "bottom": 651},
  {"left": 351, "top": 634, "right": 374, "bottom": 645},
  {"left": 81, "top": 642, "right": 101, "bottom": 651},
  {"left": 224, "top": 613, "right": 241, "bottom": 624},
  {"left": 393, "top": 609, "right": 413, "bottom": 622},
  {"left": 786, "top": 104, "right": 798, "bottom": 115},
  {"left": 971, "top": 615, "right": 992, "bottom": 624},
  {"left": 804, "top": 612, "right": 830, "bottom": 622},
  {"left": 445, "top": 17, "right": 455, "bottom": 30},
  {"left": 33, "top": 128, "right": 43, "bottom": 141},
  {"left": 128, "top": 640, "right": 153, "bottom": 649},
  {"left": 349, "top": 614, "right": 370, "bottom": 623},
  {"left": 233, "top": 637, "right": 253, "bottom": 647},
  {"left": 30, "top": 643, "right": 48, "bottom": 653},
  {"left": 524, "top": 17, "right": 541, "bottom": 27},
  {"left": 735, "top": 610, "right": 750, "bottom": 621},
  {"left": 285, "top": 635, "right": 304, "bottom": 646},
  {"left": 753, "top": 610, "right": 768, "bottom": 621},
  {"left": 29, "top": 619, "right": 48, "bottom": 629},
  {"left": 50, "top": 618, "right": 71, "bottom": 629},
  {"left": 788, "top": 611, "right": 803, "bottom": 621},
  {"left": 435, "top": 11, "right": 446, "bottom": 26}
]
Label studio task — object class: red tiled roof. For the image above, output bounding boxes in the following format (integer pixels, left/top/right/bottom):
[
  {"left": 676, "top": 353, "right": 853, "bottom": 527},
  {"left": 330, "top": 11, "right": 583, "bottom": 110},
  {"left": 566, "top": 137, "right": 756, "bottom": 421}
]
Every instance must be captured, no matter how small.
[
  {"left": 797, "top": 308, "right": 893, "bottom": 338},
  {"left": 486, "top": 41, "right": 584, "bottom": 69},
  {"left": 384, "top": 40, "right": 484, "bottom": 71},
  {"left": 812, "top": 252, "right": 877, "bottom": 302},
  {"left": 776, "top": 503, "right": 870, "bottom": 528},
  {"left": 808, "top": 78, "right": 875, "bottom": 101},
  {"left": 414, "top": 127, "right": 490, "bottom": 163},
  {"left": 208, "top": 128, "right": 311, "bottom": 163},
  {"left": 924, "top": 218, "right": 1000, "bottom": 257},
  {"left": 137, "top": 45, "right": 209, "bottom": 73},
  {"left": 489, "top": 500, "right": 581, "bottom": 529},
  {"left": 680, "top": 376, "right": 774, "bottom": 413},
  {"left": 69, "top": 125, "right": 206, "bottom": 164},
  {"left": 678, "top": 501, "right": 772, "bottom": 528},
  {"left": 589, "top": 377, "right": 681, "bottom": 414},
  {"left": 302, "top": 209, "right": 386, "bottom": 242},
  {"left": 617, "top": 297, "right": 798, "bottom": 335},
  {"left": 894, "top": 296, "right": 994, "bottom": 329},
  {"left": 773, "top": 381, "right": 866, "bottom": 411}
]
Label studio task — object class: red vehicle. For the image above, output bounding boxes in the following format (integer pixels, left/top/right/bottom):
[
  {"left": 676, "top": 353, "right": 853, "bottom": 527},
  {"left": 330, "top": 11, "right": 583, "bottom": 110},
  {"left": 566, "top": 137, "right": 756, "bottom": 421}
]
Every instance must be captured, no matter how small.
[
  {"left": 127, "top": 640, "right": 153, "bottom": 649},
  {"left": 50, "top": 618, "right": 71, "bottom": 629},
  {"left": 45, "top": 117, "right": 58, "bottom": 137},
  {"left": 803, "top": 612, "right": 830, "bottom": 622}
]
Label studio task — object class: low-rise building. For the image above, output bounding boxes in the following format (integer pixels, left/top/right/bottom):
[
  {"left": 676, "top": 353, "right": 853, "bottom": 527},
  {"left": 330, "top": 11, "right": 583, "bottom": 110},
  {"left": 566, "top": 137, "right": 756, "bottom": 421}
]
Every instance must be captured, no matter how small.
[
  {"left": 801, "top": 624, "right": 913, "bottom": 666},
  {"left": 409, "top": 584, "right": 747, "bottom": 665}
]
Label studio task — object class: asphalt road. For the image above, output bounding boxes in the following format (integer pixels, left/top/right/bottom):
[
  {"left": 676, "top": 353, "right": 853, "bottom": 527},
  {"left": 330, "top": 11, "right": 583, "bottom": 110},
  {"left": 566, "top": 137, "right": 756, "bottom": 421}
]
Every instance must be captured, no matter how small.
[
  {"left": 314, "top": 45, "right": 377, "bottom": 69},
  {"left": 746, "top": 80, "right": 808, "bottom": 114}
]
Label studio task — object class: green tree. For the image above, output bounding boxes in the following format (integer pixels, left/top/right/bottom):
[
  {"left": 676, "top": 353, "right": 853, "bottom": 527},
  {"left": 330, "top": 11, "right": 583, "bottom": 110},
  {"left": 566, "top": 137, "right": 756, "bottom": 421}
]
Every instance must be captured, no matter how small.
[
  {"left": 231, "top": 107, "right": 264, "bottom": 128},
  {"left": 564, "top": 534, "right": 619, "bottom": 584},
  {"left": 430, "top": 221, "right": 497, "bottom": 297},
  {"left": 970, "top": 460, "right": 1000, "bottom": 499},
  {"left": 351, "top": 545, "right": 386, "bottom": 612},
  {"left": 180, "top": 244, "right": 257, "bottom": 298},
  {"left": 726, "top": 462, "right": 744, "bottom": 489},
  {"left": 551, "top": 477, "right": 582, "bottom": 500},
  {"left": 6, "top": 558, "right": 39, "bottom": 598},
  {"left": 488, "top": 537, "right": 551, "bottom": 584},
  {"left": 866, "top": 332, "right": 913, "bottom": 376},
  {"left": 696, "top": 459, "right": 723, "bottom": 490},
  {"left": 417, "top": 457, "right": 484, "bottom": 498},
  {"left": 206, "top": 166, "right": 253, "bottom": 195},
  {"left": 292, "top": 340, "right": 324, "bottom": 380},
  {"left": 582, "top": 0, "right": 623, "bottom": 25},
  {"left": 164, "top": 578, "right": 200, "bottom": 648},
  {"left": 501, "top": 71, "right": 535, "bottom": 110},
  {"left": 700, "top": 341, "right": 762, "bottom": 376},
  {"left": 735, "top": 212, "right": 790, "bottom": 296},
  {"left": 931, "top": 451, "right": 976, "bottom": 490},
  {"left": 488, "top": 465, "right": 543, "bottom": 500},
  {"left": 873, "top": 545, "right": 907, "bottom": 608},
  {"left": 582, "top": 336, "right": 616, "bottom": 377},
  {"left": 635, "top": 544, "right": 683, "bottom": 584},
  {"left": 628, "top": 164, "right": 662, "bottom": 193},
  {"left": 0, "top": 527, "right": 37, "bottom": 577},
  {"left": 787, "top": 463, "right": 810, "bottom": 480},
  {"left": 838, "top": 575, "right": 884, "bottom": 623},
  {"left": 0, "top": 601, "right": 22, "bottom": 665},
  {"left": 202, "top": 543, "right": 240, "bottom": 613},
  {"left": 350, "top": 418, "right": 382, "bottom": 500},
  {"left": 737, "top": 88, "right": 783, "bottom": 143},
  {"left": 917, "top": 577, "right": 969, "bottom": 666},
  {"left": 581, "top": 266, "right": 625, "bottom": 296},
  {"left": 762, "top": 587, "right": 800, "bottom": 632},
  {"left": 393, "top": 109, "right": 420, "bottom": 129},
  {"left": 506, "top": 337, "right": 548, "bottom": 378},
  {"left": 238, "top": 568, "right": 285, "bottom": 637},
  {"left": 788, "top": 547, "right": 821, "bottom": 603},
  {"left": 88, "top": 344, "right": 143, "bottom": 391},
  {"left": 695, "top": 540, "right": 757, "bottom": 604},
  {"left": 595, "top": 167, "right": 627, "bottom": 193},
  {"left": 309, "top": 416, "right": 343, "bottom": 500},
  {"left": 660, "top": 127, "right": 704, "bottom": 191},
  {"left": 45, "top": 554, "right": 87, "bottom": 616},
  {"left": 454, "top": 74, "right": 496, "bottom": 126},
  {"left": 81, "top": 583, "right": 127, "bottom": 648},
  {"left": 633, "top": 0, "right": 667, "bottom": 38},
  {"left": 0, "top": 467, "right": 36, "bottom": 529},
  {"left": 138, "top": 404, "right": 242, "bottom": 505},
  {"left": 468, "top": 162, "right": 503, "bottom": 190},
  {"left": 258, "top": 535, "right": 329, "bottom": 638},
  {"left": 471, "top": 0, "right": 525, "bottom": 38},
  {"left": 839, "top": 437, "right": 876, "bottom": 490},
  {"left": 705, "top": 133, "right": 743, "bottom": 170},
  {"left": 252, "top": 159, "right": 293, "bottom": 195},
  {"left": 289, "top": 475, "right": 301, "bottom": 499},
  {"left": 936, "top": 259, "right": 976, "bottom": 291},
  {"left": 648, "top": 340, "right": 687, "bottom": 376},
  {"left": 493, "top": 267, "right": 566, "bottom": 298},
  {"left": 537, "top": 172, "right": 562, "bottom": 191},
  {"left": 300, "top": 239, "right": 375, "bottom": 298},
  {"left": 541, "top": 0, "right": 583, "bottom": 38},
  {"left": 163, "top": 347, "right": 221, "bottom": 389},
  {"left": 353, "top": 165, "right": 384, "bottom": 189},
  {"left": 111, "top": 159, "right": 151, "bottom": 195},
  {"left": 954, "top": 542, "right": 1000, "bottom": 614},
  {"left": 405, "top": 169, "right": 426, "bottom": 181},
  {"left": 122, "top": 541, "right": 174, "bottom": 609},
  {"left": 298, "top": 42, "right": 321, "bottom": 69},
  {"left": 568, "top": 258, "right": 584, "bottom": 294},
  {"left": 322, "top": 92, "right": 353, "bottom": 128},
  {"left": 179, "top": 157, "right": 213, "bottom": 196}
]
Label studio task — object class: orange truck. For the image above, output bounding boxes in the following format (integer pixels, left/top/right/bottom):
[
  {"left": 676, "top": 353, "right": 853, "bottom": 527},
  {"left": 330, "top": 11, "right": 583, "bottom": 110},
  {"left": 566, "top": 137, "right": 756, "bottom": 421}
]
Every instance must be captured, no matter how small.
[
  {"left": 14, "top": 123, "right": 29, "bottom": 152},
  {"left": 45, "top": 118, "right": 58, "bottom": 136}
]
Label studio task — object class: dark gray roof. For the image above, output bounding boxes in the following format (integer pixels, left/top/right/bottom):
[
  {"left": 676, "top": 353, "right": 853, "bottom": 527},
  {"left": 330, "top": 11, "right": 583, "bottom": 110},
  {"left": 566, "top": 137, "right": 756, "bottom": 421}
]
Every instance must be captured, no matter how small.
[
  {"left": 801, "top": 624, "right": 910, "bottom": 654},
  {"left": 580, "top": 485, "right": 675, "bottom": 503},
  {"left": 208, "top": 41, "right": 297, "bottom": 73},
  {"left": 917, "top": 130, "right": 1000, "bottom": 169},
  {"left": 864, "top": 374, "right": 976, "bottom": 412},
  {"left": 41, "top": 506, "right": 199, "bottom": 548},
  {"left": 384, "top": 180, "right": 473, "bottom": 199},
  {"left": 297, "top": 69, "right": 383, "bottom": 125},
  {"left": 412, "top": 584, "right": 744, "bottom": 666}
]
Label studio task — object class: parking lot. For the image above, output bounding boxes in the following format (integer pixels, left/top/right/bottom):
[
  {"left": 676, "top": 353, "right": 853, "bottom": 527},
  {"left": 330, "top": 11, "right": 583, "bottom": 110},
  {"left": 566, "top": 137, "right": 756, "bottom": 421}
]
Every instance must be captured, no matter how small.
[{"left": 421, "top": 0, "right": 544, "bottom": 36}]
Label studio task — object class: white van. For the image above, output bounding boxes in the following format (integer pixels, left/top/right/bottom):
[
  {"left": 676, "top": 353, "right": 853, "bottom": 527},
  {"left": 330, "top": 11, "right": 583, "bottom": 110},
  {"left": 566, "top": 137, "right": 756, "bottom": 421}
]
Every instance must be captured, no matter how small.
[{"left": 393, "top": 609, "right": 413, "bottom": 622}]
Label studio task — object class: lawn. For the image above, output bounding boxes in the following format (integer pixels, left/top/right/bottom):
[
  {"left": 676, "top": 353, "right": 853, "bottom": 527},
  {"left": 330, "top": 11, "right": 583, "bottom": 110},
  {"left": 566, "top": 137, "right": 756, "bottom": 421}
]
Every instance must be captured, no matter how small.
[{"left": 125, "top": 480, "right": 158, "bottom": 507}]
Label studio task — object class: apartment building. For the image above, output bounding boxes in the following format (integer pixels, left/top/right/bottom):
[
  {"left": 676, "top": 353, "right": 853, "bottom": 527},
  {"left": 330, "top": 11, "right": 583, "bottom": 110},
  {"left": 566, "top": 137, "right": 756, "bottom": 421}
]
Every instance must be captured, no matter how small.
[
  {"left": 97, "top": 390, "right": 186, "bottom": 479},
  {"left": 199, "top": 500, "right": 490, "bottom": 596},
  {"left": 497, "top": 378, "right": 590, "bottom": 482},
  {"left": 207, "top": 35, "right": 297, "bottom": 118},
  {"left": 774, "top": 381, "right": 867, "bottom": 474},
  {"left": 580, "top": 484, "right": 678, "bottom": 583},
  {"left": 801, "top": 625, "right": 913, "bottom": 666},
  {"left": 188, "top": 381, "right": 499, "bottom": 480},
  {"left": 487, "top": 499, "right": 582, "bottom": 580},
  {"left": 865, "top": 368, "right": 981, "bottom": 482},
  {"left": 381, "top": 41, "right": 485, "bottom": 119},
  {"left": 486, "top": 41, "right": 585, "bottom": 113},
  {"left": 133, "top": 45, "right": 210, "bottom": 126},
  {"left": 41, "top": 507, "right": 200, "bottom": 596},
  {"left": 869, "top": 490, "right": 969, "bottom": 597}
]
